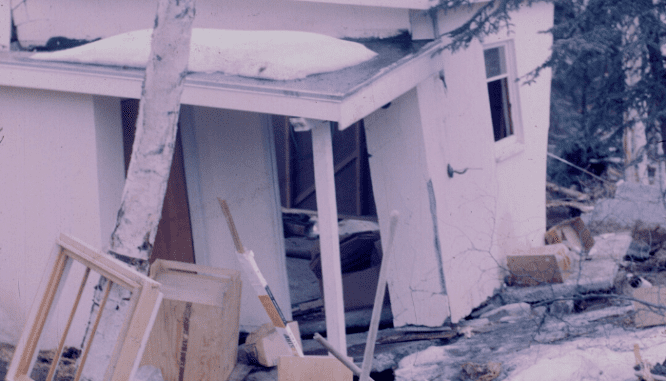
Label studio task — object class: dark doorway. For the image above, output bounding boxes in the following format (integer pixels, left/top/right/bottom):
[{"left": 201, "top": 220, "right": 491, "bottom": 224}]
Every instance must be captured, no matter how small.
[{"left": 120, "top": 99, "right": 196, "bottom": 264}]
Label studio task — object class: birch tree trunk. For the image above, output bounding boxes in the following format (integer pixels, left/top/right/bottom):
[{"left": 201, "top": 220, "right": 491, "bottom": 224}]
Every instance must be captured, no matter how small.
[
  {"left": 622, "top": 17, "right": 650, "bottom": 185},
  {"left": 80, "top": 1, "right": 195, "bottom": 380}
]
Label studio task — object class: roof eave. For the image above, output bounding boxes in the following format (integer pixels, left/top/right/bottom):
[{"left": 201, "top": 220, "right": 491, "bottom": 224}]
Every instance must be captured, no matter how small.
[{"left": 0, "top": 38, "right": 445, "bottom": 130}]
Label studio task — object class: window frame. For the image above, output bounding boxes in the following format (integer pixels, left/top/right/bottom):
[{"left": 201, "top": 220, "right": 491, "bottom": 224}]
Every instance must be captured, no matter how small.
[{"left": 482, "top": 40, "right": 525, "bottom": 161}]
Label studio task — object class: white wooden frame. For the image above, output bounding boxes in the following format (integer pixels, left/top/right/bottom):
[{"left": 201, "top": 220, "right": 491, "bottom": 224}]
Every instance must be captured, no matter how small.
[{"left": 6, "top": 233, "right": 163, "bottom": 381}]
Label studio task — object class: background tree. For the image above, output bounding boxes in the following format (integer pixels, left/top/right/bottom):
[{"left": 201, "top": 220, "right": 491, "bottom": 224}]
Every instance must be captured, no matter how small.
[{"left": 531, "top": 0, "right": 666, "bottom": 187}]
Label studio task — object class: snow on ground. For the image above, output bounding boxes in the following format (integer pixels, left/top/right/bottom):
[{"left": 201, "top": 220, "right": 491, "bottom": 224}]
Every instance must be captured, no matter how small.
[
  {"left": 30, "top": 29, "right": 378, "bottom": 81},
  {"left": 394, "top": 304, "right": 666, "bottom": 381}
]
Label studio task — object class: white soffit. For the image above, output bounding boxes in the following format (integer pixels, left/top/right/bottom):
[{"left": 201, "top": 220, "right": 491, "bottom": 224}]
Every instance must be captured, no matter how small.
[
  {"left": 0, "top": 37, "right": 445, "bottom": 129},
  {"left": 289, "top": 0, "right": 437, "bottom": 10}
]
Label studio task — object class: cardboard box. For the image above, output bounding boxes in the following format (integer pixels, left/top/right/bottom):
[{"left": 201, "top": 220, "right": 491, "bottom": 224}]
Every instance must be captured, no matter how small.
[
  {"left": 633, "top": 286, "right": 666, "bottom": 328},
  {"left": 506, "top": 244, "right": 576, "bottom": 286},
  {"left": 245, "top": 321, "right": 302, "bottom": 367},
  {"left": 545, "top": 217, "right": 594, "bottom": 252},
  {"left": 140, "top": 260, "right": 242, "bottom": 381},
  {"left": 278, "top": 356, "right": 353, "bottom": 381}
]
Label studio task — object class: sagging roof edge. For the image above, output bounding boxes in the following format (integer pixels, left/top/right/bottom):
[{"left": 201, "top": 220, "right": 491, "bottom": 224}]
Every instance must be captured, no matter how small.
[{"left": 0, "top": 37, "right": 445, "bottom": 130}]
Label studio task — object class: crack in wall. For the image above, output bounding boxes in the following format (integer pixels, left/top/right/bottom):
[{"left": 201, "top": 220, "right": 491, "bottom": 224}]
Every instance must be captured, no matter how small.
[{"left": 427, "top": 179, "right": 447, "bottom": 294}]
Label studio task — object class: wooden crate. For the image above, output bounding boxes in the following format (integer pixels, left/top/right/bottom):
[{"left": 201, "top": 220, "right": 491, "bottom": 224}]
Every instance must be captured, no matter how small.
[{"left": 140, "top": 259, "right": 241, "bottom": 381}]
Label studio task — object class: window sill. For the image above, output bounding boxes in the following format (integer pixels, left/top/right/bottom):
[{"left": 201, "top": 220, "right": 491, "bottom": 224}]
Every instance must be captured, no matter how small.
[{"left": 494, "top": 135, "right": 525, "bottom": 162}]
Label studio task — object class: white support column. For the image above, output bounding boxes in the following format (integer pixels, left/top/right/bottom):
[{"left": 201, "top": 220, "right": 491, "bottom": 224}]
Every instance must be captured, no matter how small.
[
  {"left": 0, "top": 0, "right": 10, "bottom": 51},
  {"left": 311, "top": 120, "right": 347, "bottom": 354}
]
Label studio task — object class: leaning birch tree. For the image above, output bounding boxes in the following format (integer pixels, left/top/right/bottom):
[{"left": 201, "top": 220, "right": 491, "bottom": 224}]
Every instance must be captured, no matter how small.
[{"left": 80, "top": 0, "right": 195, "bottom": 380}]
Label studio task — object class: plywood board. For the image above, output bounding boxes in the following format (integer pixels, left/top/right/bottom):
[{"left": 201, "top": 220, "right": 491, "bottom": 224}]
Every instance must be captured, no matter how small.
[
  {"left": 278, "top": 356, "right": 353, "bottom": 381},
  {"left": 140, "top": 259, "right": 242, "bottom": 381},
  {"left": 245, "top": 321, "right": 302, "bottom": 367},
  {"left": 633, "top": 287, "right": 666, "bottom": 328}
]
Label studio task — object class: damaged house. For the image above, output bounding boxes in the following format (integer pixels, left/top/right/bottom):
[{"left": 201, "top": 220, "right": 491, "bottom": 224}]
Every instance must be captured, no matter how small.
[{"left": 0, "top": 0, "right": 553, "bottom": 358}]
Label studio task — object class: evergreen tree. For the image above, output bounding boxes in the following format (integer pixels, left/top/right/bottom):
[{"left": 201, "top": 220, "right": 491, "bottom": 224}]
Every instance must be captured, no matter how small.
[
  {"left": 533, "top": 0, "right": 666, "bottom": 185},
  {"left": 439, "top": 0, "right": 666, "bottom": 185}
]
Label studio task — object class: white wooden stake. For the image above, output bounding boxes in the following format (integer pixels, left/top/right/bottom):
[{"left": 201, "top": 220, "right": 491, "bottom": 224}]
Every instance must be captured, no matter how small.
[
  {"left": 0, "top": 0, "right": 10, "bottom": 51},
  {"left": 311, "top": 120, "right": 347, "bottom": 354},
  {"left": 360, "top": 211, "right": 398, "bottom": 381}
]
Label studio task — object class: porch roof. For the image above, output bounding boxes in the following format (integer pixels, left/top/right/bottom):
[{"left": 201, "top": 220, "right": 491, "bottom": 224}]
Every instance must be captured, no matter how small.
[{"left": 0, "top": 36, "right": 444, "bottom": 129}]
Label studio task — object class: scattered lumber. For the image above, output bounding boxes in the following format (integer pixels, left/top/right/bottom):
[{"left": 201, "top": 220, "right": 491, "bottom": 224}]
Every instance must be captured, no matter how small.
[
  {"left": 375, "top": 328, "right": 458, "bottom": 345},
  {"left": 545, "top": 217, "right": 595, "bottom": 252},
  {"left": 546, "top": 200, "right": 594, "bottom": 213},
  {"left": 546, "top": 181, "right": 590, "bottom": 200}
]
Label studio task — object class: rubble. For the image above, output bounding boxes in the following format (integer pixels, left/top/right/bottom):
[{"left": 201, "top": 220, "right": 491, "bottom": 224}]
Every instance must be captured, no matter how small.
[{"left": 581, "top": 181, "right": 666, "bottom": 231}]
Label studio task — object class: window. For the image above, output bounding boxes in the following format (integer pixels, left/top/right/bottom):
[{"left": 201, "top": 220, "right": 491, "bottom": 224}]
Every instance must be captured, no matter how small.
[{"left": 484, "top": 44, "right": 516, "bottom": 142}]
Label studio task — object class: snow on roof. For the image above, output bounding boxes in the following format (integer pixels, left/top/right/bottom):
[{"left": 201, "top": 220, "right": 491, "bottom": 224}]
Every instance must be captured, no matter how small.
[{"left": 30, "top": 29, "right": 379, "bottom": 81}]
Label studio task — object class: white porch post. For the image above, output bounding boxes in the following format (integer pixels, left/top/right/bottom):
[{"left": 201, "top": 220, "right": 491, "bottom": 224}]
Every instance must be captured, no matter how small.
[
  {"left": 0, "top": 0, "right": 9, "bottom": 51},
  {"left": 311, "top": 120, "right": 347, "bottom": 354}
]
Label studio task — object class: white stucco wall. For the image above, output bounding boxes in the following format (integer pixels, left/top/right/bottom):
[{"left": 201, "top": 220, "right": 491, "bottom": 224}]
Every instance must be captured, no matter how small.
[
  {"left": 364, "top": 2, "right": 552, "bottom": 324},
  {"left": 0, "top": 88, "right": 126, "bottom": 349},
  {"left": 365, "top": 87, "right": 451, "bottom": 327},
  {"left": 11, "top": 0, "right": 410, "bottom": 46},
  {"left": 183, "top": 106, "right": 290, "bottom": 331},
  {"left": 489, "top": 3, "right": 554, "bottom": 256},
  {"left": 428, "top": 2, "right": 553, "bottom": 321}
]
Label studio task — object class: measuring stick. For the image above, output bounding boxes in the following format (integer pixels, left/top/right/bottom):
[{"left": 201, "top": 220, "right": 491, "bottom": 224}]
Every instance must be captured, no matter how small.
[{"left": 218, "top": 198, "right": 304, "bottom": 358}]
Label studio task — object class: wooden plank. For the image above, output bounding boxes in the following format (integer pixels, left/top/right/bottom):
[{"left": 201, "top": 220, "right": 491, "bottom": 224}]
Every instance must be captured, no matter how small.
[
  {"left": 141, "top": 259, "right": 242, "bottom": 381},
  {"left": 58, "top": 234, "right": 142, "bottom": 288},
  {"left": 312, "top": 333, "right": 362, "bottom": 377},
  {"left": 104, "top": 282, "right": 143, "bottom": 381},
  {"left": 8, "top": 248, "right": 68, "bottom": 380},
  {"left": 111, "top": 282, "right": 163, "bottom": 381},
  {"left": 546, "top": 181, "right": 590, "bottom": 200},
  {"left": 311, "top": 120, "right": 347, "bottom": 354},
  {"left": 74, "top": 280, "right": 113, "bottom": 381},
  {"left": 278, "top": 355, "right": 353, "bottom": 381},
  {"left": 46, "top": 267, "right": 91, "bottom": 381}
]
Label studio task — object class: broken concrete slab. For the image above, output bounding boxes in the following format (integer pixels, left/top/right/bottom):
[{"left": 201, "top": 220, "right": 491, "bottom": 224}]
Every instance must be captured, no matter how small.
[
  {"left": 581, "top": 181, "right": 666, "bottom": 230},
  {"left": 588, "top": 231, "right": 632, "bottom": 260},
  {"left": 502, "top": 258, "right": 618, "bottom": 304}
]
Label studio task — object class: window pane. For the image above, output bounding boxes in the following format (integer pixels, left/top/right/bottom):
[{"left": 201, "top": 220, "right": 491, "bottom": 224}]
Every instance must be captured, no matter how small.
[
  {"left": 487, "top": 78, "right": 513, "bottom": 141},
  {"left": 484, "top": 46, "right": 506, "bottom": 78}
]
